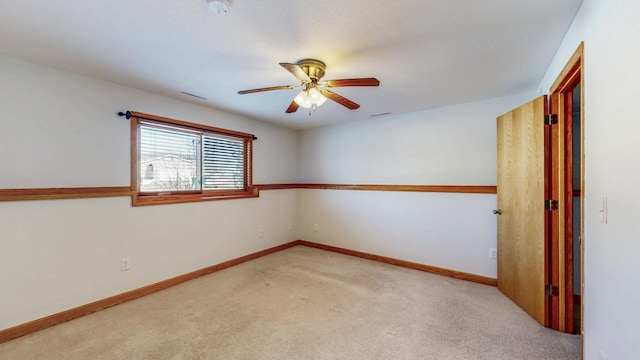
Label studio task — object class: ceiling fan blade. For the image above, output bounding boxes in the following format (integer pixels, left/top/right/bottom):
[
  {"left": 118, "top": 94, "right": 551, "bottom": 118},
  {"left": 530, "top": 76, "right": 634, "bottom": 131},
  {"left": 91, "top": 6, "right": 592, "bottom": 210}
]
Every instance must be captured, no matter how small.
[
  {"left": 285, "top": 100, "right": 299, "bottom": 113},
  {"left": 320, "top": 90, "right": 360, "bottom": 110},
  {"left": 279, "top": 62, "right": 312, "bottom": 83},
  {"left": 323, "top": 78, "right": 380, "bottom": 87},
  {"left": 238, "top": 85, "right": 295, "bottom": 94}
]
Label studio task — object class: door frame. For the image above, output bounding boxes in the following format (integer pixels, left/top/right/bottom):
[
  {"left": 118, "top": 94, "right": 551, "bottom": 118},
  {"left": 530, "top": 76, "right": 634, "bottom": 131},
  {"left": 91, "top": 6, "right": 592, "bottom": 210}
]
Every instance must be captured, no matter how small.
[{"left": 549, "top": 42, "right": 584, "bottom": 335}]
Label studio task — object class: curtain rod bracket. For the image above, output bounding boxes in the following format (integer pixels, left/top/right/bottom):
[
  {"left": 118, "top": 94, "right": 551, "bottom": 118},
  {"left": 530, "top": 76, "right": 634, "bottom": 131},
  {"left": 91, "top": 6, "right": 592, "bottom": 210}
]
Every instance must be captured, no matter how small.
[{"left": 117, "top": 111, "right": 132, "bottom": 119}]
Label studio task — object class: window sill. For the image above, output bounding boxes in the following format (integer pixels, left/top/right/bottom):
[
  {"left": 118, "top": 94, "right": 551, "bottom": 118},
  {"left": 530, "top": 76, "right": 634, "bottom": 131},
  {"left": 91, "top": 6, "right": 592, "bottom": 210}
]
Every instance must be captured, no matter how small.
[{"left": 132, "top": 188, "right": 259, "bottom": 206}]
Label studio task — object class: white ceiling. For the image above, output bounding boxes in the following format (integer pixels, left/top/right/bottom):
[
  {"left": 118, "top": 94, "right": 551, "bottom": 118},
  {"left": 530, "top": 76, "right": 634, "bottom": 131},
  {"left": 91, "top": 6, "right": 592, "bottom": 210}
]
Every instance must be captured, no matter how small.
[{"left": 0, "top": 0, "right": 582, "bottom": 129}]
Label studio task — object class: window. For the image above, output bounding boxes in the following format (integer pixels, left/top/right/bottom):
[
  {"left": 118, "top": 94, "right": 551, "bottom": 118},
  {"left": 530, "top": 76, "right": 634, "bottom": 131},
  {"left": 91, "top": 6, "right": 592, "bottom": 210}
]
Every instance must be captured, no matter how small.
[{"left": 130, "top": 111, "right": 256, "bottom": 206}]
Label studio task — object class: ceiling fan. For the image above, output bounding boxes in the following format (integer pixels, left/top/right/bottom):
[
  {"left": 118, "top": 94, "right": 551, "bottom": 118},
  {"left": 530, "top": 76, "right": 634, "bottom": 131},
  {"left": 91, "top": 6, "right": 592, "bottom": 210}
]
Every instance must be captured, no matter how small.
[{"left": 238, "top": 59, "right": 380, "bottom": 114}]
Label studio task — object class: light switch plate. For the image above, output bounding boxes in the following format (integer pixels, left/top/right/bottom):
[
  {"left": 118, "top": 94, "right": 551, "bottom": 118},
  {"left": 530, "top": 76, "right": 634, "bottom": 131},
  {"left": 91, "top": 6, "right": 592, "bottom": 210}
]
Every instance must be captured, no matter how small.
[{"left": 599, "top": 197, "right": 608, "bottom": 224}]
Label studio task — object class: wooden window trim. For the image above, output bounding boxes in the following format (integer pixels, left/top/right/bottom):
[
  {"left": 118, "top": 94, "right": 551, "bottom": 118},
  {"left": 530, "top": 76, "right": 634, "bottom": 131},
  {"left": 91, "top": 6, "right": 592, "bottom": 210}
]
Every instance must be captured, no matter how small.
[{"left": 130, "top": 111, "right": 257, "bottom": 206}]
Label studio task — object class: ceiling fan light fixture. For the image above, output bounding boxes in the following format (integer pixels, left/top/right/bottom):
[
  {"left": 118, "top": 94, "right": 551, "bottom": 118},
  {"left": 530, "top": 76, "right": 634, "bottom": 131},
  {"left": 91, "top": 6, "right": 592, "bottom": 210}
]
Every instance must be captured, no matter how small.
[
  {"left": 294, "top": 88, "right": 327, "bottom": 109},
  {"left": 308, "top": 87, "right": 327, "bottom": 106},
  {"left": 294, "top": 90, "right": 311, "bottom": 108}
]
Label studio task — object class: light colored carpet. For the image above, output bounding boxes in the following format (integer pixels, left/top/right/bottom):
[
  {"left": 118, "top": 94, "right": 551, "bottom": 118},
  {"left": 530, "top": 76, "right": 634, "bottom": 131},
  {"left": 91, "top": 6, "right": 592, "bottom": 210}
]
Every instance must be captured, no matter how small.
[{"left": 0, "top": 246, "right": 580, "bottom": 359}]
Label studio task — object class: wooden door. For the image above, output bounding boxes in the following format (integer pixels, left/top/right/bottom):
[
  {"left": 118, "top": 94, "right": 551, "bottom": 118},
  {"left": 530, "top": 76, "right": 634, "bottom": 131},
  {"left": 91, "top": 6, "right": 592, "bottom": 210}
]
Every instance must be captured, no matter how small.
[{"left": 496, "top": 96, "right": 548, "bottom": 326}]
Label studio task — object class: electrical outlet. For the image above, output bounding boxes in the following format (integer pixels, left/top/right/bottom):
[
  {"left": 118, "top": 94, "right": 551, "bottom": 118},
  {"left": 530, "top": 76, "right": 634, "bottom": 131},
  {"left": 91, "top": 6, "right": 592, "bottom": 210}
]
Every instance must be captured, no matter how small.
[
  {"left": 121, "top": 258, "right": 131, "bottom": 271},
  {"left": 313, "top": 223, "right": 319, "bottom": 232},
  {"left": 489, "top": 248, "right": 497, "bottom": 259},
  {"left": 599, "top": 350, "right": 607, "bottom": 360},
  {"left": 288, "top": 223, "right": 293, "bottom": 231},
  {"left": 258, "top": 229, "right": 264, "bottom": 238}
]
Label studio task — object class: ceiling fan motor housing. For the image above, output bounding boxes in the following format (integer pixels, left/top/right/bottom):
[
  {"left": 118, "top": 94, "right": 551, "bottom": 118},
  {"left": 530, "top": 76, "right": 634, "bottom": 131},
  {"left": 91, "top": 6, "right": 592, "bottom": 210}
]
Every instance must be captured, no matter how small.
[{"left": 296, "top": 59, "right": 326, "bottom": 82}]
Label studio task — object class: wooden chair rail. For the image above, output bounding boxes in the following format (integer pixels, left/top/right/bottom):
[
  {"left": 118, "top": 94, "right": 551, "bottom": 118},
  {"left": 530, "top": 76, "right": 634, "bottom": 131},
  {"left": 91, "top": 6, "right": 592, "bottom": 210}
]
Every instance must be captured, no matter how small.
[
  {"left": 0, "top": 187, "right": 133, "bottom": 201},
  {"left": 0, "top": 184, "right": 497, "bottom": 202},
  {"left": 255, "top": 183, "right": 497, "bottom": 194}
]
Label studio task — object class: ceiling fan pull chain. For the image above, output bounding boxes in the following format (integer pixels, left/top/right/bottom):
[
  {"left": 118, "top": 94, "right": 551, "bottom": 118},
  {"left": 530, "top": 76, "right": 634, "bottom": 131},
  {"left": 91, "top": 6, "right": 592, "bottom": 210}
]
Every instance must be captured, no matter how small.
[{"left": 309, "top": 103, "right": 319, "bottom": 116}]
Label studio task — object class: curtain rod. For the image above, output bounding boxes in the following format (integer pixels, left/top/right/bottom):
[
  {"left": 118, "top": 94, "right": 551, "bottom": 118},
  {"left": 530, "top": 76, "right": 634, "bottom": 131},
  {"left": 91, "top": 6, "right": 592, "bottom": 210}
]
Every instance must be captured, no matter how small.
[{"left": 118, "top": 111, "right": 257, "bottom": 140}]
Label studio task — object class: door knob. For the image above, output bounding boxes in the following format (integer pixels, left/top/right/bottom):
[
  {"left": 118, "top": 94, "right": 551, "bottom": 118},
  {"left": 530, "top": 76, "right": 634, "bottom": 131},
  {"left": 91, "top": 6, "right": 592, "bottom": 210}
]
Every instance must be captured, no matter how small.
[{"left": 493, "top": 209, "right": 502, "bottom": 215}]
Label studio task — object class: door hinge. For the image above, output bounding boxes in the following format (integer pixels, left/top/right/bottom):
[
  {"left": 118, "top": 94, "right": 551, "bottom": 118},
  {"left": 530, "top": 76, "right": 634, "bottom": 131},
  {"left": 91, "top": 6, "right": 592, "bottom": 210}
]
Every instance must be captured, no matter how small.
[
  {"left": 545, "top": 284, "right": 559, "bottom": 297},
  {"left": 545, "top": 199, "right": 559, "bottom": 211},
  {"left": 544, "top": 114, "right": 558, "bottom": 125}
]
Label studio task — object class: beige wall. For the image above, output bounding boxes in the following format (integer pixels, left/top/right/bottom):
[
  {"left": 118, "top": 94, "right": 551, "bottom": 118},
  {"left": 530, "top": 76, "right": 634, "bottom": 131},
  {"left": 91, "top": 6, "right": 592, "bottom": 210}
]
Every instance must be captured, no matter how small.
[
  {"left": 0, "top": 55, "right": 300, "bottom": 330},
  {"left": 297, "top": 94, "right": 532, "bottom": 278},
  {"left": 538, "top": 0, "right": 640, "bottom": 358}
]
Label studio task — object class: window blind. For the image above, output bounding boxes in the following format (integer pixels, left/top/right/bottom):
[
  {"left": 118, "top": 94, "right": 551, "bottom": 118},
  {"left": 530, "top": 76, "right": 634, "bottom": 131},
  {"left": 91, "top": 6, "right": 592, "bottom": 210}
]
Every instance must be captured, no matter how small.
[
  {"left": 139, "top": 124, "right": 201, "bottom": 192},
  {"left": 202, "top": 135, "right": 246, "bottom": 190}
]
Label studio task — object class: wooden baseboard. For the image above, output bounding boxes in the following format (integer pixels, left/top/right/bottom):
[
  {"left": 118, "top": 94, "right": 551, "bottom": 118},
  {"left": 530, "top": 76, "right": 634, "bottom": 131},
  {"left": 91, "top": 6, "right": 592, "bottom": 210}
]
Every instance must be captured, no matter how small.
[
  {"left": 0, "top": 240, "right": 301, "bottom": 345},
  {"left": 0, "top": 239, "right": 495, "bottom": 344},
  {"left": 297, "top": 240, "right": 497, "bottom": 287}
]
